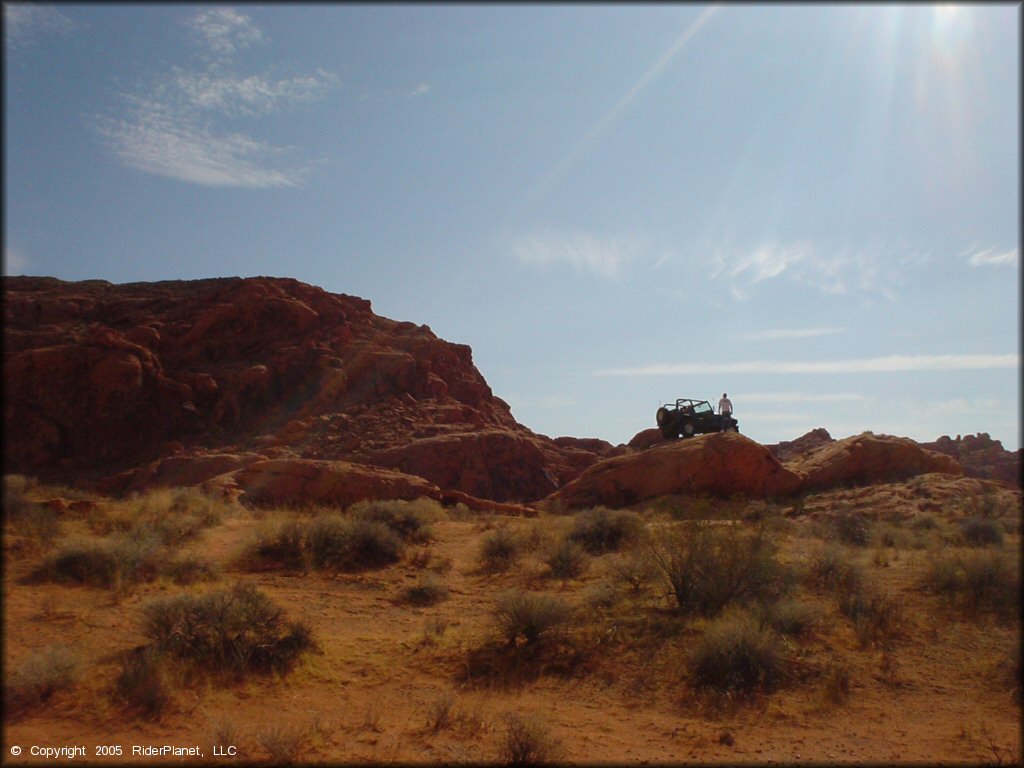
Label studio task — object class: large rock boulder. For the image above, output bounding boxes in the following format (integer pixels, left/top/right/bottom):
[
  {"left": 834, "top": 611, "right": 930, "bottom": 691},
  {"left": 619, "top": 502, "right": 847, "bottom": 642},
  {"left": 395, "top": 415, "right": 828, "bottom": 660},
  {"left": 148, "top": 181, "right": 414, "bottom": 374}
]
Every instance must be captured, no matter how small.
[
  {"left": 229, "top": 458, "right": 441, "bottom": 507},
  {"left": 545, "top": 432, "right": 804, "bottom": 510},
  {"left": 788, "top": 433, "right": 963, "bottom": 492},
  {"left": 368, "top": 430, "right": 557, "bottom": 503}
]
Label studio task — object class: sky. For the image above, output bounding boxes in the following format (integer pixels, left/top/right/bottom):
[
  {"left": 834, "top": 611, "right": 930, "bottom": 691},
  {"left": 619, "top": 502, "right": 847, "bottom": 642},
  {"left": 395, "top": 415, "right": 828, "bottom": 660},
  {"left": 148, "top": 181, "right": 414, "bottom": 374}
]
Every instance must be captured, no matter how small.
[{"left": 4, "top": 3, "right": 1020, "bottom": 450}]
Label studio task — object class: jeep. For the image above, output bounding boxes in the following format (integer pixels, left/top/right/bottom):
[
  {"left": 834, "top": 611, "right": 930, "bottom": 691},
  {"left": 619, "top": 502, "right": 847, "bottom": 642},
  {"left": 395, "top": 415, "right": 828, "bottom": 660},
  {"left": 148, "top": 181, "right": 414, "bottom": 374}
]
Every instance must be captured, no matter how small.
[{"left": 656, "top": 398, "right": 739, "bottom": 439}]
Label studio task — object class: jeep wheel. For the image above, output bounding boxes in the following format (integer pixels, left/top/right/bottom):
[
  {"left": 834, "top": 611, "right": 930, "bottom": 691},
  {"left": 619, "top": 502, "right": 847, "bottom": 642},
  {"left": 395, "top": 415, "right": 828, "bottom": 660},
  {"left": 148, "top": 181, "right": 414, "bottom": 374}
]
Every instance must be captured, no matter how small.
[{"left": 681, "top": 421, "right": 695, "bottom": 438}]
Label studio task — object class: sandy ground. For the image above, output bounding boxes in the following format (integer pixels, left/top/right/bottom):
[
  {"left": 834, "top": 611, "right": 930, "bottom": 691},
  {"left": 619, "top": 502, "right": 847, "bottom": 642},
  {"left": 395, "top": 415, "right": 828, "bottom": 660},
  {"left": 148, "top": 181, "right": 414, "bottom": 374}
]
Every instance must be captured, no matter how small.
[{"left": 3, "top": 487, "right": 1020, "bottom": 765}]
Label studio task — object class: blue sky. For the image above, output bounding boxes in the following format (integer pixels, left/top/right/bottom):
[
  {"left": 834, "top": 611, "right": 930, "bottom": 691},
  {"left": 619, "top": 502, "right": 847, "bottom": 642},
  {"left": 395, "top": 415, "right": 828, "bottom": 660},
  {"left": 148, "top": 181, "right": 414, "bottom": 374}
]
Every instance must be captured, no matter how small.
[{"left": 4, "top": 4, "right": 1020, "bottom": 449}]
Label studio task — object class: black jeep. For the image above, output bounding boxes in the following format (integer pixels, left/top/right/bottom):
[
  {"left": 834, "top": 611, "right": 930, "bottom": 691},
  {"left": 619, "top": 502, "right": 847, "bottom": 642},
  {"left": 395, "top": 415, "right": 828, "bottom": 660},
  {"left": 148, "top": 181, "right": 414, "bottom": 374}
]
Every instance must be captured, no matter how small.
[{"left": 656, "top": 398, "right": 739, "bottom": 439}]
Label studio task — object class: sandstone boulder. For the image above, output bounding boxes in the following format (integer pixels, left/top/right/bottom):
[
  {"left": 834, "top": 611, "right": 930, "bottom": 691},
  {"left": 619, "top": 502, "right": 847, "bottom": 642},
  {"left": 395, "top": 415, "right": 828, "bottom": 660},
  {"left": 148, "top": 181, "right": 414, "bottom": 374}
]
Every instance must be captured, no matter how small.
[
  {"left": 627, "top": 428, "right": 667, "bottom": 450},
  {"left": 546, "top": 432, "right": 804, "bottom": 510},
  {"left": 230, "top": 458, "right": 441, "bottom": 507},
  {"left": 767, "top": 428, "right": 834, "bottom": 461},
  {"left": 787, "top": 433, "right": 963, "bottom": 492},
  {"left": 368, "top": 430, "right": 557, "bottom": 503}
]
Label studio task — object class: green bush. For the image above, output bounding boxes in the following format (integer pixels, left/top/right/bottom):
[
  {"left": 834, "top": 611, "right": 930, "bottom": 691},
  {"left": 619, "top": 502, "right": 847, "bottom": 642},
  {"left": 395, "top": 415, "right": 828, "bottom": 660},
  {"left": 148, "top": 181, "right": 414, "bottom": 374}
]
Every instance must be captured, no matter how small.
[
  {"left": 544, "top": 538, "right": 588, "bottom": 580},
  {"left": 568, "top": 507, "right": 641, "bottom": 554},
  {"left": 241, "top": 514, "right": 403, "bottom": 573},
  {"left": 5, "top": 644, "right": 80, "bottom": 715},
  {"left": 142, "top": 583, "right": 315, "bottom": 677},
  {"left": 494, "top": 591, "right": 572, "bottom": 646},
  {"left": 243, "top": 519, "right": 307, "bottom": 570},
  {"left": 479, "top": 527, "right": 521, "bottom": 572},
  {"left": 689, "top": 611, "right": 784, "bottom": 693},
  {"left": 650, "top": 523, "right": 787, "bottom": 617}
]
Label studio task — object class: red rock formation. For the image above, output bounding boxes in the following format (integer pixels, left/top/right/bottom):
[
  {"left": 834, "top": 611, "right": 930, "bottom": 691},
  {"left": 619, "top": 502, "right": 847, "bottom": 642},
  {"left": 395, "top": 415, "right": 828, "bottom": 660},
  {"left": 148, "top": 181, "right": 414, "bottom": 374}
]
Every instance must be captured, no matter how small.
[
  {"left": 545, "top": 432, "right": 804, "bottom": 510},
  {"left": 766, "top": 428, "right": 834, "bottom": 461},
  {"left": 627, "top": 428, "right": 668, "bottom": 450},
  {"left": 3, "top": 275, "right": 606, "bottom": 501},
  {"left": 787, "top": 433, "right": 962, "bottom": 492},
  {"left": 227, "top": 458, "right": 441, "bottom": 507},
  {"left": 921, "top": 433, "right": 1021, "bottom": 487}
]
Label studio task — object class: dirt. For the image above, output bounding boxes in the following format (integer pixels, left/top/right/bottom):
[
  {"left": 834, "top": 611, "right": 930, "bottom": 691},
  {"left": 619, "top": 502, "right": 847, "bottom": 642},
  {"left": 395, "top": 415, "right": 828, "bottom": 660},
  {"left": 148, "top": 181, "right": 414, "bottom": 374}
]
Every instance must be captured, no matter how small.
[{"left": 3, "top": 491, "right": 1020, "bottom": 765}]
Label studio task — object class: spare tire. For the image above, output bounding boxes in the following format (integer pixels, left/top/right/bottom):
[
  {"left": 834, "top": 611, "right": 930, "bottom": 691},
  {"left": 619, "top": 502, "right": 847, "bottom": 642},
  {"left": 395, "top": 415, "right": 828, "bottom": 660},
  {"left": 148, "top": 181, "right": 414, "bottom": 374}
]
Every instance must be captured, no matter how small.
[{"left": 656, "top": 407, "right": 670, "bottom": 427}]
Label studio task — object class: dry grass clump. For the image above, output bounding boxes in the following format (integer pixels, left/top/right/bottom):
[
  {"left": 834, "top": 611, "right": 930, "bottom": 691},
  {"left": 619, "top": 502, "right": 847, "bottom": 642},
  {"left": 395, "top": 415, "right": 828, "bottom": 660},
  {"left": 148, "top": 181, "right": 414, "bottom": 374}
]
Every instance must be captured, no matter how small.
[
  {"left": 544, "top": 537, "right": 589, "bottom": 580},
  {"left": 348, "top": 498, "right": 436, "bottom": 544},
  {"left": 499, "top": 713, "right": 562, "bottom": 765},
  {"left": 688, "top": 610, "right": 785, "bottom": 693},
  {"left": 494, "top": 590, "right": 573, "bottom": 646},
  {"left": 240, "top": 514, "right": 403, "bottom": 572},
  {"left": 164, "top": 554, "right": 221, "bottom": 585},
  {"left": 33, "top": 533, "right": 163, "bottom": 589},
  {"left": 113, "top": 645, "right": 173, "bottom": 720},
  {"left": 141, "top": 582, "right": 315, "bottom": 677},
  {"left": 95, "top": 487, "right": 226, "bottom": 546},
  {"left": 809, "top": 546, "right": 899, "bottom": 647},
  {"left": 923, "top": 549, "right": 1020, "bottom": 618},
  {"left": 758, "top": 597, "right": 817, "bottom": 639},
  {"left": 478, "top": 526, "right": 522, "bottom": 572},
  {"left": 819, "top": 661, "right": 852, "bottom": 707},
  {"left": 957, "top": 516, "right": 1004, "bottom": 547},
  {"left": 568, "top": 507, "right": 641, "bottom": 554},
  {"left": 4, "top": 475, "right": 60, "bottom": 544},
  {"left": 5, "top": 644, "right": 80, "bottom": 717},
  {"left": 833, "top": 509, "right": 872, "bottom": 546},
  {"left": 650, "top": 522, "right": 788, "bottom": 617},
  {"left": 401, "top": 575, "right": 450, "bottom": 607}
]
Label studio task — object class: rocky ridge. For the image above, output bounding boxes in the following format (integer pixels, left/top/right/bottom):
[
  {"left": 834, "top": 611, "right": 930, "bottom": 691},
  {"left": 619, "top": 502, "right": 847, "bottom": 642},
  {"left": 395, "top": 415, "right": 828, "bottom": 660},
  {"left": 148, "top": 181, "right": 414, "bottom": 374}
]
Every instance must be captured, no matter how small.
[{"left": 4, "top": 276, "right": 1018, "bottom": 510}]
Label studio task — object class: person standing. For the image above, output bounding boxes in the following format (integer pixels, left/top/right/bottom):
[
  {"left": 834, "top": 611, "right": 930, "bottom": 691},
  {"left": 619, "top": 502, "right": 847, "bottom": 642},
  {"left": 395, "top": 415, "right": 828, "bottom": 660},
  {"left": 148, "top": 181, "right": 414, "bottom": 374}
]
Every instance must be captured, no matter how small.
[{"left": 718, "top": 393, "right": 733, "bottom": 416}]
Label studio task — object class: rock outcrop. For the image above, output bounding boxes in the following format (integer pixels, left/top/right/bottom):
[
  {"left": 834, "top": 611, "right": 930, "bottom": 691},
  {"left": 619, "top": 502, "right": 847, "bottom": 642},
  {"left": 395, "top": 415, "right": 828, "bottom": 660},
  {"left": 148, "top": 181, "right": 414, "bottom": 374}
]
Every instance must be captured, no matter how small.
[
  {"left": 788, "top": 433, "right": 963, "bottom": 492},
  {"left": 3, "top": 276, "right": 604, "bottom": 501},
  {"left": 767, "top": 428, "right": 835, "bottom": 461},
  {"left": 922, "top": 433, "right": 1021, "bottom": 487},
  {"left": 545, "top": 432, "right": 804, "bottom": 510}
]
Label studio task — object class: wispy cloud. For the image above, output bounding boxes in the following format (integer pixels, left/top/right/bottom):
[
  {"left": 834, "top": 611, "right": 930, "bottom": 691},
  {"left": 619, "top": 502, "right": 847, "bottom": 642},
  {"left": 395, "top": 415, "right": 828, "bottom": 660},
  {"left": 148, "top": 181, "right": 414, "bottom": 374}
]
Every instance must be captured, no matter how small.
[
  {"left": 514, "top": 230, "right": 650, "bottom": 279},
  {"left": 409, "top": 83, "right": 431, "bottom": 97},
  {"left": 714, "top": 240, "right": 926, "bottom": 299},
  {"left": 595, "top": 353, "right": 1018, "bottom": 377},
  {"left": 190, "top": 7, "right": 264, "bottom": 61},
  {"left": 4, "top": 246, "right": 30, "bottom": 275},
  {"left": 734, "top": 327, "right": 845, "bottom": 342},
  {"left": 4, "top": 4, "right": 74, "bottom": 47},
  {"left": 963, "top": 246, "right": 1019, "bottom": 268},
  {"left": 97, "top": 8, "right": 335, "bottom": 188}
]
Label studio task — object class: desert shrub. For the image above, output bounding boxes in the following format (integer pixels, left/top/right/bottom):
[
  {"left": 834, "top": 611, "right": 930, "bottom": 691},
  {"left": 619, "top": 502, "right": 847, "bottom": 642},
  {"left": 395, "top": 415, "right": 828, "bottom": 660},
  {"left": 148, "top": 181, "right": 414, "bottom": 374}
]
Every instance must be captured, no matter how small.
[
  {"left": 314, "top": 517, "right": 402, "bottom": 570},
  {"left": 806, "top": 546, "right": 861, "bottom": 593},
  {"left": 499, "top": 713, "right": 561, "bottom": 766},
  {"left": 113, "top": 646, "right": 172, "bottom": 719},
  {"left": 349, "top": 499, "right": 434, "bottom": 543},
  {"left": 650, "top": 522, "right": 788, "bottom": 617},
  {"left": 479, "top": 527, "right": 521, "bottom": 572},
  {"left": 5, "top": 644, "right": 80, "bottom": 715},
  {"left": 759, "top": 597, "right": 816, "bottom": 639},
  {"left": 142, "top": 582, "right": 315, "bottom": 677},
  {"left": 426, "top": 691, "right": 457, "bottom": 733},
  {"left": 833, "top": 510, "right": 871, "bottom": 546},
  {"left": 402, "top": 575, "right": 450, "bottom": 607},
  {"left": 36, "top": 533, "right": 162, "bottom": 588},
  {"left": 924, "top": 550, "right": 1020, "bottom": 617},
  {"left": 910, "top": 514, "right": 939, "bottom": 531},
  {"left": 258, "top": 724, "right": 307, "bottom": 762},
  {"left": 820, "top": 662, "right": 852, "bottom": 706},
  {"left": 544, "top": 538, "right": 588, "bottom": 580},
  {"left": 6, "top": 500, "right": 60, "bottom": 544},
  {"left": 958, "top": 516, "right": 1004, "bottom": 547},
  {"left": 164, "top": 555, "right": 220, "bottom": 585},
  {"left": 242, "top": 518, "right": 308, "bottom": 570},
  {"left": 568, "top": 507, "right": 641, "bottom": 554},
  {"left": 607, "top": 550, "right": 655, "bottom": 594},
  {"left": 98, "top": 488, "right": 225, "bottom": 546},
  {"left": 494, "top": 590, "right": 572, "bottom": 646},
  {"left": 688, "top": 611, "right": 784, "bottom": 693},
  {"left": 960, "top": 489, "right": 1007, "bottom": 519}
]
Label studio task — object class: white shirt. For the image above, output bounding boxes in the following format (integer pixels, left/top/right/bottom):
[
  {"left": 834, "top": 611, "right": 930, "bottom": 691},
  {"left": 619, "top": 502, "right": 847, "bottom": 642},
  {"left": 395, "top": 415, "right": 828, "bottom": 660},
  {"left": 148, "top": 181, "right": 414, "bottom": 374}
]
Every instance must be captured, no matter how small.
[{"left": 719, "top": 397, "right": 732, "bottom": 415}]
